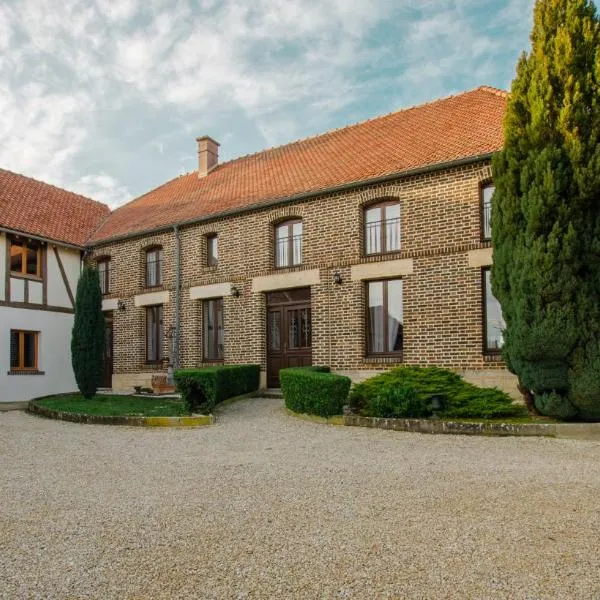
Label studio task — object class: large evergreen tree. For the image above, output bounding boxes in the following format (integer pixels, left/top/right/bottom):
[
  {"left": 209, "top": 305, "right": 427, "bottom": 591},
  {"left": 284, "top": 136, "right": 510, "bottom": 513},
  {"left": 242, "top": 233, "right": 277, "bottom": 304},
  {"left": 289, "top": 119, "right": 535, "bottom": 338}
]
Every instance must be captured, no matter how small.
[
  {"left": 71, "top": 264, "right": 105, "bottom": 399},
  {"left": 492, "top": 0, "right": 600, "bottom": 419}
]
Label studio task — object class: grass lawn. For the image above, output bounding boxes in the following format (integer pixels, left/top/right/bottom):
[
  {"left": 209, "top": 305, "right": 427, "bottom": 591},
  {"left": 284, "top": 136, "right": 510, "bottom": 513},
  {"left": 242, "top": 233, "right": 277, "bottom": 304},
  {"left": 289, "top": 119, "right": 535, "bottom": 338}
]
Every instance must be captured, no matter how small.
[{"left": 36, "top": 394, "right": 188, "bottom": 417}]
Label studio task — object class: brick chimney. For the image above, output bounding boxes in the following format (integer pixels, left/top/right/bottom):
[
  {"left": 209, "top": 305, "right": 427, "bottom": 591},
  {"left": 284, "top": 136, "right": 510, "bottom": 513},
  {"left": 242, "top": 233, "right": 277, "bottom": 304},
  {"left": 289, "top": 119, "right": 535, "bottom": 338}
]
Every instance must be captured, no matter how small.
[{"left": 196, "top": 136, "right": 220, "bottom": 178}]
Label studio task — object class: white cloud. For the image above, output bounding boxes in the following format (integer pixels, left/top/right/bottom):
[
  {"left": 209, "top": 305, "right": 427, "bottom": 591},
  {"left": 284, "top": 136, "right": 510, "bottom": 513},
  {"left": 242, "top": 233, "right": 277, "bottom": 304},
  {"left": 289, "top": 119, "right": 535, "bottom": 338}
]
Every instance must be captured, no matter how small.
[{"left": 0, "top": 0, "right": 532, "bottom": 208}]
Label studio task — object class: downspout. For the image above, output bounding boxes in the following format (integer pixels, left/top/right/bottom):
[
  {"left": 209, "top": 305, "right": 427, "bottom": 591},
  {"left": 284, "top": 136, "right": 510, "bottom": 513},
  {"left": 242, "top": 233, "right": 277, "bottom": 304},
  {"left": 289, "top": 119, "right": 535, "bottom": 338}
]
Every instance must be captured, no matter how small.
[{"left": 173, "top": 225, "right": 181, "bottom": 370}]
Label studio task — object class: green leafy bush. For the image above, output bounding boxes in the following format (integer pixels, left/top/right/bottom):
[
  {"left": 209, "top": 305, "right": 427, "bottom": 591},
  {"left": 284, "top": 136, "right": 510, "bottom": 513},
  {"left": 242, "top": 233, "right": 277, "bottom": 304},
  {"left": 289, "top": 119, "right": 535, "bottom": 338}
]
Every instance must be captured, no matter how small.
[
  {"left": 174, "top": 365, "right": 260, "bottom": 414},
  {"left": 535, "top": 391, "right": 578, "bottom": 420},
  {"left": 350, "top": 366, "right": 526, "bottom": 420},
  {"left": 363, "top": 385, "right": 431, "bottom": 419},
  {"left": 280, "top": 367, "right": 351, "bottom": 417}
]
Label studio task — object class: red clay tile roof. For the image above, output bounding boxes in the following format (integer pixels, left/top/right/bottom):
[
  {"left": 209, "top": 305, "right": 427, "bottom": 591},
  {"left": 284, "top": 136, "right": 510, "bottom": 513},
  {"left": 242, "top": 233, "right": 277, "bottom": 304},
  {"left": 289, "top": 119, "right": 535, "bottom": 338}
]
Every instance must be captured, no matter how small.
[
  {"left": 91, "top": 86, "right": 508, "bottom": 243},
  {"left": 0, "top": 169, "right": 110, "bottom": 247}
]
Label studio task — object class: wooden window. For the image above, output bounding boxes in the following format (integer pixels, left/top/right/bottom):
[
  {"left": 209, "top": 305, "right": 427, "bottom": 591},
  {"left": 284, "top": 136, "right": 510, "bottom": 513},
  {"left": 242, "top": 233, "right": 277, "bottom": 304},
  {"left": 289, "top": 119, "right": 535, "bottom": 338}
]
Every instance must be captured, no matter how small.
[
  {"left": 97, "top": 258, "right": 110, "bottom": 295},
  {"left": 145, "top": 247, "right": 163, "bottom": 287},
  {"left": 10, "top": 239, "right": 41, "bottom": 277},
  {"left": 483, "top": 268, "right": 504, "bottom": 353},
  {"left": 481, "top": 183, "right": 495, "bottom": 240},
  {"left": 366, "top": 279, "right": 403, "bottom": 355},
  {"left": 10, "top": 330, "right": 39, "bottom": 371},
  {"left": 364, "top": 201, "right": 400, "bottom": 255},
  {"left": 146, "top": 305, "right": 164, "bottom": 363},
  {"left": 207, "top": 234, "right": 218, "bottom": 266},
  {"left": 203, "top": 298, "right": 224, "bottom": 361},
  {"left": 275, "top": 220, "right": 302, "bottom": 267}
]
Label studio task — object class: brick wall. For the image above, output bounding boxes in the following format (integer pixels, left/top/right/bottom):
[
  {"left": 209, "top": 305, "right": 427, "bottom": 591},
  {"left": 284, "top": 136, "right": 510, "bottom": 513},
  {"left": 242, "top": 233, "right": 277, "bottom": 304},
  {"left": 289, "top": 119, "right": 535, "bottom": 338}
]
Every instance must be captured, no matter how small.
[{"left": 92, "top": 160, "right": 519, "bottom": 396}]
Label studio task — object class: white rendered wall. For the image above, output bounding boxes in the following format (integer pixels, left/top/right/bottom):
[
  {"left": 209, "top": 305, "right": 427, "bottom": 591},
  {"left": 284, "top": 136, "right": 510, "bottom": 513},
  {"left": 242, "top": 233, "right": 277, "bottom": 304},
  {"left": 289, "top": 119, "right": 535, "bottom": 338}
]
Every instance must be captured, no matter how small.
[
  {"left": 47, "top": 246, "right": 80, "bottom": 308},
  {"left": 0, "top": 306, "right": 77, "bottom": 402}
]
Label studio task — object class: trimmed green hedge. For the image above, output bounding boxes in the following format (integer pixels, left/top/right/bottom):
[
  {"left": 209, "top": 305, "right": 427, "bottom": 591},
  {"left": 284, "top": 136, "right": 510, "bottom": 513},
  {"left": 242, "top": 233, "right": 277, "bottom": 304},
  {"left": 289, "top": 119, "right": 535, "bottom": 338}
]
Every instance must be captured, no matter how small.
[
  {"left": 280, "top": 367, "right": 351, "bottom": 417},
  {"left": 349, "top": 366, "right": 527, "bottom": 419},
  {"left": 174, "top": 365, "right": 260, "bottom": 414}
]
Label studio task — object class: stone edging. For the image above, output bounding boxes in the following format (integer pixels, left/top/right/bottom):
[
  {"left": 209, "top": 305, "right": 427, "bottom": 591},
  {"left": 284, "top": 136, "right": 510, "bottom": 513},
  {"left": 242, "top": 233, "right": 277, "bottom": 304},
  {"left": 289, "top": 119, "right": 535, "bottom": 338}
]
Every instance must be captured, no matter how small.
[
  {"left": 343, "top": 414, "right": 554, "bottom": 437},
  {"left": 287, "top": 408, "right": 600, "bottom": 439},
  {"left": 28, "top": 400, "right": 213, "bottom": 428}
]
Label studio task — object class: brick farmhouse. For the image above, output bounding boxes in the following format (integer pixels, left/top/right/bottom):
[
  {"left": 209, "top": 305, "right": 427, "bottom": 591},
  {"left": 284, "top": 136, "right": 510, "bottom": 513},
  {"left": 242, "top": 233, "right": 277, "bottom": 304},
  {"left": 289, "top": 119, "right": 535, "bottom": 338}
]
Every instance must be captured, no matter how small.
[{"left": 87, "top": 86, "right": 516, "bottom": 396}]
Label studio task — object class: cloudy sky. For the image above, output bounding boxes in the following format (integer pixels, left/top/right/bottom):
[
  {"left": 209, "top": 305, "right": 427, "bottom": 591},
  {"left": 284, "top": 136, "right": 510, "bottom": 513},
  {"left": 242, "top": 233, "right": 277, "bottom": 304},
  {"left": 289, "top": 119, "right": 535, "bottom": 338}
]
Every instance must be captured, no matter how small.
[{"left": 0, "top": 0, "right": 534, "bottom": 209}]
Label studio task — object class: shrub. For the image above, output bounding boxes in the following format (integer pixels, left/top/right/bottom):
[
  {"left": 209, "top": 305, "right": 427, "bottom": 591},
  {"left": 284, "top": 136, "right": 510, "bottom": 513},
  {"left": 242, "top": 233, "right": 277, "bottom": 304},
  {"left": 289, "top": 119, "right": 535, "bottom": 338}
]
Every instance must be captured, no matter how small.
[
  {"left": 363, "top": 385, "right": 431, "bottom": 419},
  {"left": 349, "top": 366, "right": 527, "bottom": 420},
  {"left": 174, "top": 365, "right": 260, "bottom": 414},
  {"left": 71, "top": 264, "right": 104, "bottom": 399},
  {"left": 535, "top": 392, "right": 578, "bottom": 420},
  {"left": 280, "top": 367, "right": 351, "bottom": 417}
]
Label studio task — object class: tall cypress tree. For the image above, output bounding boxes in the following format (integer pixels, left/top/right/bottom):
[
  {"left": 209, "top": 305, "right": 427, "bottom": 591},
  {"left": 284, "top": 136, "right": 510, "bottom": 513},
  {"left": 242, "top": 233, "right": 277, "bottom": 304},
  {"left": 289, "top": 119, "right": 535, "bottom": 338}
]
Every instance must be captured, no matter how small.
[
  {"left": 71, "top": 264, "right": 105, "bottom": 399},
  {"left": 492, "top": 0, "right": 600, "bottom": 419}
]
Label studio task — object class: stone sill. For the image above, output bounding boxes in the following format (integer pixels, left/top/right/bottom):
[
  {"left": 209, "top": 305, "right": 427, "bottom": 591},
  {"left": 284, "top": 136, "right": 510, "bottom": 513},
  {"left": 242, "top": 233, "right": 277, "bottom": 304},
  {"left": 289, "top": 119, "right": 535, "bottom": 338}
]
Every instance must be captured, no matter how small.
[{"left": 8, "top": 370, "right": 45, "bottom": 376}]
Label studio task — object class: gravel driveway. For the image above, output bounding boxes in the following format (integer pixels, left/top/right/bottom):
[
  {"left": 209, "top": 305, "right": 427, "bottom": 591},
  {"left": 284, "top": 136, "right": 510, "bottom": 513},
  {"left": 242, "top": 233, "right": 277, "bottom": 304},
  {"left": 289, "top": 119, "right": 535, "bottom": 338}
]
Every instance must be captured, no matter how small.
[{"left": 2, "top": 397, "right": 600, "bottom": 599}]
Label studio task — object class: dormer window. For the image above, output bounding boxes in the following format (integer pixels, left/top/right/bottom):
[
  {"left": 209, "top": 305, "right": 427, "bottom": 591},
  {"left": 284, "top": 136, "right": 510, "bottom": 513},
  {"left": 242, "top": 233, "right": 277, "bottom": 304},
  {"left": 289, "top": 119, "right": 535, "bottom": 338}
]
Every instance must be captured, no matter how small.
[
  {"left": 364, "top": 201, "right": 400, "bottom": 255},
  {"left": 145, "top": 247, "right": 163, "bottom": 287},
  {"left": 207, "top": 234, "right": 218, "bottom": 266},
  {"left": 10, "top": 239, "right": 41, "bottom": 277},
  {"left": 275, "top": 220, "right": 302, "bottom": 268}
]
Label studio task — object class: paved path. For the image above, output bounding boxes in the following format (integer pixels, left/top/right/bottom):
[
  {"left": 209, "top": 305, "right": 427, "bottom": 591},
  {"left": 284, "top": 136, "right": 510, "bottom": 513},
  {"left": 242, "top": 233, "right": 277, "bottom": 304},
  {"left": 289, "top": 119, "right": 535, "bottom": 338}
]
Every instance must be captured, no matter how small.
[{"left": 2, "top": 398, "right": 600, "bottom": 599}]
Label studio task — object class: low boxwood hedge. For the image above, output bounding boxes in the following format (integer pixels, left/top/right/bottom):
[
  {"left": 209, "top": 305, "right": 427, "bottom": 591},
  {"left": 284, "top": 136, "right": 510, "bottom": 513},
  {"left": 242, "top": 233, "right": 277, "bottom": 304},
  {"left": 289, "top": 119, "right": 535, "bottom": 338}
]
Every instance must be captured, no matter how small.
[
  {"left": 349, "top": 366, "right": 526, "bottom": 419},
  {"left": 174, "top": 364, "right": 260, "bottom": 414},
  {"left": 280, "top": 366, "right": 351, "bottom": 417}
]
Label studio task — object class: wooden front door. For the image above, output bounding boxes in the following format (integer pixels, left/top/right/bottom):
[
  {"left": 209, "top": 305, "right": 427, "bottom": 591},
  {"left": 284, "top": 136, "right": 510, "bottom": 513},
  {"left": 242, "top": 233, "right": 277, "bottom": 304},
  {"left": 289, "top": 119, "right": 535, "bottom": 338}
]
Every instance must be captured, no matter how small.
[
  {"left": 266, "top": 288, "right": 312, "bottom": 387},
  {"left": 101, "top": 312, "right": 113, "bottom": 388}
]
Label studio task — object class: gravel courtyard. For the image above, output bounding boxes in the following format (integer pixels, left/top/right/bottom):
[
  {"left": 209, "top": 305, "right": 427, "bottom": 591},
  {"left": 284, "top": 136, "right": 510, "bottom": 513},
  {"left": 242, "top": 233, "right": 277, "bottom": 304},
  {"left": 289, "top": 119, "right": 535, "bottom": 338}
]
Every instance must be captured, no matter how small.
[{"left": 2, "top": 397, "right": 600, "bottom": 599}]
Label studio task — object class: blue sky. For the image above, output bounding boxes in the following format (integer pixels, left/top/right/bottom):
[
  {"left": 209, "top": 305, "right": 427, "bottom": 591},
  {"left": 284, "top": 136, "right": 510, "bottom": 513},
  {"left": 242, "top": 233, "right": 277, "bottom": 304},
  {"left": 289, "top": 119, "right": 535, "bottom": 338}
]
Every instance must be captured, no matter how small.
[{"left": 0, "top": 0, "right": 534, "bottom": 208}]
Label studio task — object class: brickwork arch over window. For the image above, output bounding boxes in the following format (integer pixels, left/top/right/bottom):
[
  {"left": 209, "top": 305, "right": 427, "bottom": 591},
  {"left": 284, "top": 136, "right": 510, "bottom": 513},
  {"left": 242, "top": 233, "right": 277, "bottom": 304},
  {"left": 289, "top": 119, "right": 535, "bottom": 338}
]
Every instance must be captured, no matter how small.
[
  {"left": 274, "top": 219, "right": 302, "bottom": 268},
  {"left": 145, "top": 246, "right": 163, "bottom": 287},
  {"left": 364, "top": 200, "right": 400, "bottom": 255}
]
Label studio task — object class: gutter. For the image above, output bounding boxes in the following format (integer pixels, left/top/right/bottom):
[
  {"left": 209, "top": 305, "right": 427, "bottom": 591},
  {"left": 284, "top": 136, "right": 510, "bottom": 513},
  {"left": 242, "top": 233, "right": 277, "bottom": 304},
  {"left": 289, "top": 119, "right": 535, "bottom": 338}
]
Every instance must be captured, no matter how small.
[
  {"left": 0, "top": 226, "right": 84, "bottom": 251},
  {"left": 90, "top": 153, "right": 495, "bottom": 247},
  {"left": 173, "top": 225, "right": 181, "bottom": 370}
]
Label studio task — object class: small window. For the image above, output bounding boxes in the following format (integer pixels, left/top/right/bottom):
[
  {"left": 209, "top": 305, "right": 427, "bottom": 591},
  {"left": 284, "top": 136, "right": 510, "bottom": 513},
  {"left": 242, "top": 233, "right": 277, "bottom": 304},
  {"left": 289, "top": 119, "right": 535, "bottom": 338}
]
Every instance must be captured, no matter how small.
[
  {"left": 207, "top": 234, "right": 218, "bottom": 266},
  {"left": 483, "top": 269, "right": 505, "bottom": 353},
  {"left": 10, "top": 239, "right": 41, "bottom": 277},
  {"left": 97, "top": 259, "right": 110, "bottom": 295},
  {"left": 203, "top": 298, "right": 224, "bottom": 361},
  {"left": 482, "top": 183, "right": 495, "bottom": 240},
  {"left": 366, "top": 279, "right": 403, "bottom": 355},
  {"left": 10, "top": 330, "right": 39, "bottom": 371},
  {"left": 364, "top": 201, "right": 400, "bottom": 255},
  {"left": 146, "top": 305, "right": 164, "bottom": 363},
  {"left": 145, "top": 247, "right": 163, "bottom": 287},
  {"left": 275, "top": 220, "right": 302, "bottom": 267}
]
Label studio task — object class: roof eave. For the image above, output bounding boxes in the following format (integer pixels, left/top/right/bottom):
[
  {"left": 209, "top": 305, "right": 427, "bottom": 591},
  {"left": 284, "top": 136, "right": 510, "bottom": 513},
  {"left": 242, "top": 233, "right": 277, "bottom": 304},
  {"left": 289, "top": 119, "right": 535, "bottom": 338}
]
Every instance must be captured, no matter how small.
[
  {"left": 0, "top": 226, "right": 85, "bottom": 251},
  {"left": 89, "top": 151, "right": 496, "bottom": 247}
]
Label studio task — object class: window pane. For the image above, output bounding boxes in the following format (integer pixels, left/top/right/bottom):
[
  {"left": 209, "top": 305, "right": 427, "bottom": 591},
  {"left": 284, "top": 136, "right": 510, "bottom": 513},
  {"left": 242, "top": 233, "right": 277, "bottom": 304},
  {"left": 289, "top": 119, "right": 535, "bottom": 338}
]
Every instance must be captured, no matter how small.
[
  {"left": 384, "top": 204, "right": 401, "bottom": 252},
  {"left": 292, "top": 223, "right": 302, "bottom": 265},
  {"left": 485, "top": 270, "right": 504, "bottom": 351},
  {"left": 157, "top": 305, "right": 163, "bottom": 360},
  {"left": 216, "top": 299, "right": 224, "bottom": 359},
  {"left": 23, "top": 332, "right": 36, "bottom": 368},
  {"left": 10, "top": 331, "right": 19, "bottom": 368},
  {"left": 26, "top": 245, "right": 39, "bottom": 275},
  {"left": 207, "top": 236, "right": 218, "bottom": 265},
  {"left": 365, "top": 207, "right": 381, "bottom": 255},
  {"left": 147, "top": 307, "right": 157, "bottom": 361},
  {"left": 98, "top": 261, "right": 108, "bottom": 295},
  {"left": 387, "top": 280, "right": 403, "bottom": 352},
  {"left": 10, "top": 242, "right": 23, "bottom": 273},
  {"left": 483, "top": 185, "right": 494, "bottom": 239},
  {"left": 276, "top": 225, "right": 288, "bottom": 267},
  {"left": 368, "top": 281, "right": 385, "bottom": 353}
]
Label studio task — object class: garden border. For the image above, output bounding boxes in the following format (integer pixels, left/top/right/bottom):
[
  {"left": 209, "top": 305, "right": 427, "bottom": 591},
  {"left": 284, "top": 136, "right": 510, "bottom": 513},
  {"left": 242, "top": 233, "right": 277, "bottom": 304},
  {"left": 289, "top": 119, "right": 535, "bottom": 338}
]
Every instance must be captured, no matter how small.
[{"left": 286, "top": 408, "right": 600, "bottom": 439}]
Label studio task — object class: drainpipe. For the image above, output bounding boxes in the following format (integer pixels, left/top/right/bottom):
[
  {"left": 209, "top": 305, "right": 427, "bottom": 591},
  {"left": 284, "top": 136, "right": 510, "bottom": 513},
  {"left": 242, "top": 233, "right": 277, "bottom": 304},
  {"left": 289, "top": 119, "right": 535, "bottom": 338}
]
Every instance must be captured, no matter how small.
[{"left": 173, "top": 225, "right": 181, "bottom": 370}]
